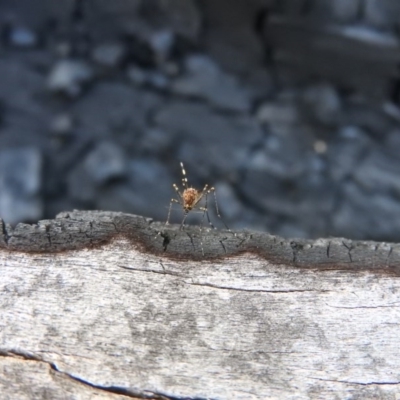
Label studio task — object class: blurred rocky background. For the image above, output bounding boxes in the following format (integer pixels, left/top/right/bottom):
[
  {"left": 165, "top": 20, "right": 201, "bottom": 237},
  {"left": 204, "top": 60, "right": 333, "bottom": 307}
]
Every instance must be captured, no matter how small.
[{"left": 1, "top": 0, "right": 400, "bottom": 241}]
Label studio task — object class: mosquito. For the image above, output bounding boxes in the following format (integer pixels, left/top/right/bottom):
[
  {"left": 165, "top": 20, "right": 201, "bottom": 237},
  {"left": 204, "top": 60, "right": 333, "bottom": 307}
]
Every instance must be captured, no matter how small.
[{"left": 165, "top": 162, "right": 229, "bottom": 231}]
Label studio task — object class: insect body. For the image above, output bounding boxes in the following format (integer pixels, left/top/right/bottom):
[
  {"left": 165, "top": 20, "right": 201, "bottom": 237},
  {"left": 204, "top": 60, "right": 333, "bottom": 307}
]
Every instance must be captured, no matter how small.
[
  {"left": 166, "top": 162, "right": 227, "bottom": 230},
  {"left": 182, "top": 187, "right": 202, "bottom": 212}
]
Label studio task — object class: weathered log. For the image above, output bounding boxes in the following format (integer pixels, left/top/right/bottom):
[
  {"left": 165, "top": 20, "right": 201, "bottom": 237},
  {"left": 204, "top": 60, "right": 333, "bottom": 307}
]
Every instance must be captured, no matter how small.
[{"left": 1, "top": 210, "right": 400, "bottom": 399}]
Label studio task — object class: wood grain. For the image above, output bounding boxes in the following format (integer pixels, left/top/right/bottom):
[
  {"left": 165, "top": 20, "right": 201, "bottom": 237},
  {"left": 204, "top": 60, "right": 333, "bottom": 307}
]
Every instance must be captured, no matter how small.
[{"left": 1, "top": 211, "right": 400, "bottom": 399}]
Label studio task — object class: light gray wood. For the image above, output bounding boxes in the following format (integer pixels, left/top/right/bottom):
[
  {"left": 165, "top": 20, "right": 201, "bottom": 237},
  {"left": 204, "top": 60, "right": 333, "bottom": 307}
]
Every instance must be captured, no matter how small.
[{"left": 1, "top": 211, "right": 400, "bottom": 399}]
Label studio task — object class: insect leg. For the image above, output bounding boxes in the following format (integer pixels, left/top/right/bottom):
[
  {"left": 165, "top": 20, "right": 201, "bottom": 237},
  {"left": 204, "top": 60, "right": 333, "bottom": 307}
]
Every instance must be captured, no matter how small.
[
  {"left": 210, "top": 187, "right": 231, "bottom": 231},
  {"left": 180, "top": 211, "right": 189, "bottom": 230},
  {"left": 166, "top": 198, "right": 180, "bottom": 225}
]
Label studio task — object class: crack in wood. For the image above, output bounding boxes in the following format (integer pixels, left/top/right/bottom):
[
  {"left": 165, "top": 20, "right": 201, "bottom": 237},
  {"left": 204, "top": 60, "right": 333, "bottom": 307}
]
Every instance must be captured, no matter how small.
[
  {"left": 341, "top": 241, "right": 354, "bottom": 263},
  {"left": 185, "top": 231, "right": 196, "bottom": 252},
  {"left": 310, "top": 376, "right": 400, "bottom": 386},
  {"left": 187, "top": 281, "right": 332, "bottom": 294},
  {"left": 0, "top": 349, "right": 176, "bottom": 400},
  {"left": 325, "top": 304, "right": 400, "bottom": 309},
  {"left": 158, "top": 231, "right": 170, "bottom": 252},
  {"left": 0, "top": 219, "right": 9, "bottom": 245},
  {"left": 118, "top": 264, "right": 186, "bottom": 278},
  {"left": 219, "top": 237, "right": 227, "bottom": 254}
]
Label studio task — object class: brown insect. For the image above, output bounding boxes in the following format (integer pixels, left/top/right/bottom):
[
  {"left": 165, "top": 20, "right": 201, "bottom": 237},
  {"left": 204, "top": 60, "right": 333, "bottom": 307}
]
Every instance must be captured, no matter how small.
[{"left": 166, "top": 162, "right": 228, "bottom": 230}]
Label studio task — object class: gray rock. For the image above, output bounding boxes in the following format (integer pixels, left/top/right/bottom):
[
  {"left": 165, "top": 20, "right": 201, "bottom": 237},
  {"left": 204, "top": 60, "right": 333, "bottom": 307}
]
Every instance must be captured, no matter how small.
[
  {"left": 162, "top": 61, "right": 180, "bottom": 77},
  {"left": 328, "top": 126, "right": 372, "bottom": 181},
  {"left": 84, "top": 0, "right": 199, "bottom": 43},
  {"left": 9, "top": 26, "right": 38, "bottom": 47},
  {"left": 0, "top": 0, "right": 75, "bottom": 30},
  {"left": 382, "top": 100, "right": 400, "bottom": 123},
  {"left": 127, "top": 66, "right": 169, "bottom": 89},
  {"left": 83, "top": 0, "right": 141, "bottom": 39},
  {"left": 383, "top": 102, "right": 400, "bottom": 122},
  {"left": 385, "top": 128, "right": 400, "bottom": 150},
  {"left": 309, "top": 0, "right": 361, "bottom": 23},
  {"left": 84, "top": 141, "right": 126, "bottom": 184},
  {"left": 211, "top": 182, "right": 243, "bottom": 222},
  {"left": 47, "top": 60, "right": 93, "bottom": 97},
  {"left": 172, "top": 54, "right": 251, "bottom": 112},
  {"left": 330, "top": 0, "right": 361, "bottom": 22},
  {"left": 241, "top": 168, "right": 293, "bottom": 216},
  {"left": 332, "top": 182, "right": 400, "bottom": 241},
  {"left": 202, "top": 0, "right": 265, "bottom": 75},
  {"left": 275, "top": 0, "right": 309, "bottom": 15},
  {"left": 241, "top": 156, "right": 335, "bottom": 237},
  {"left": 127, "top": 66, "right": 148, "bottom": 86},
  {"left": 139, "top": 128, "right": 171, "bottom": 154},
  {"left": 294, "top": 158, "right": 335, "bottom": 237},
  {"left": 230, "top": 208, "right": 274, "bottom": 233},
  {"left": 154, "top": 101, "right": 263, "bottom": 174},
  {"left": 266, "top": 8, "right": 400, "bottom": 100},
  {"left": 50, "top": 114, "right": 74, "bottom": 137},
  {"left": 353, "top": 148, "right": 400, "bottom": 194},
  {"left": 342, "top": 101, "right": 393, "bottom": 136},
  {"left": 301, "top": 83, "right": 342, "bottom": 125},
  {"left": 340, "top": 25, "right": 398, "bottom": 46},
  {"left": 205, "top": 28, "right": 264, "bottom": 76},
  {"left": 67, "top": 141, "right": 127, "bottom": 202},
  {"left": 155, "top": 0, "right": 201, "bottom": 41},
  {"left": 240, "top": 128, "right": 335, "bottom": 237},
  {"left": 176, "top": 142, "right": 217, "bottom": 179},
  {"left": 363, "top": 0, "right": 400, "bottom": 29},
  {"left": 253, "top": 128, "right": 312, "bottom": 180},
  {"left": 0, "top": 58, "right": 51, "bottom": 148},
  {"left": 179, "top": 53, "right": 221, "bottom": 75},
  {"left": 147, "top": 71, "right": 169, "bottom": 90},
  {"left": 256, "top": 101, "right": 299, "bottom": 125},
  {"left": 149, "top": 30, "right": 175, "bottom": 64},
  {"left": 96, "top": 185, "right": 142, "bottom": 216},
  {"left": 67, "top": 162, "right": 97, "bottom": 204},
  {"left": 91, "top": 43, "right": 125, "bottom": 68},
  {"left": 275, "top": 223, "right": 310, "bottom": 239},
  {"left": 0, "top": 58, "right": 44, "bottom": 111},
  {"left": 72, "top": 82, "right": 162, "bottom": 140},
  {"left": 0, "top": 147, "right": 42, "bottom": 224},
  {"left": 242, "top": 67, "right": 275, "bottom": 100},
  {"left": 97, "top": 159, "right": 174, "bottom": 222},
  {"left": 247, "top": 143, "right": 305, "bottom": 180}
]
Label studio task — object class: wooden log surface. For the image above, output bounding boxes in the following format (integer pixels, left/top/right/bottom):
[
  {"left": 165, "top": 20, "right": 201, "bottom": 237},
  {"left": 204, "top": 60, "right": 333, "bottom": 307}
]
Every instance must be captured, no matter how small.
[{"left": 1, "top": 210, "right": 400, "bottom": 399}]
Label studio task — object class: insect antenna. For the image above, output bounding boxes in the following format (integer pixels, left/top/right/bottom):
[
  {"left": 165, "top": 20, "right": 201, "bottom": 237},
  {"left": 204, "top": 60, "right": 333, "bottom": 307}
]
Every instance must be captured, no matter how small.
[{"left": 180, "top": 162, "right": 189, "bottom": 189}]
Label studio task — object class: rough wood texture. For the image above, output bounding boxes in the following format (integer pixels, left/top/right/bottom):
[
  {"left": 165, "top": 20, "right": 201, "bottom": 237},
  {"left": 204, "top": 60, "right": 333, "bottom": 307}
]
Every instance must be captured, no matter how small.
[{"left": 1, "top": 210, "right": 400, "bottom": 399}]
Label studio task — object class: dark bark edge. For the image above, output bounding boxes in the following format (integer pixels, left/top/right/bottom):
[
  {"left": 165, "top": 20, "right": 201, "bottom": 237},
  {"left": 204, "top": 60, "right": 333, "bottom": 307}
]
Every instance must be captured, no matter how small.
[{"left": 0, "top": 210, "right": 399, "bottom": 276}]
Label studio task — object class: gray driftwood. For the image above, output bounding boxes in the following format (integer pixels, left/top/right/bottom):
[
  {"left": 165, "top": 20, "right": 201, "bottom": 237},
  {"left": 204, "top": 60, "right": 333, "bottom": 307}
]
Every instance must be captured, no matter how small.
[{"left": 1, "top": 210, "right": 400, "bottom": 399}]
